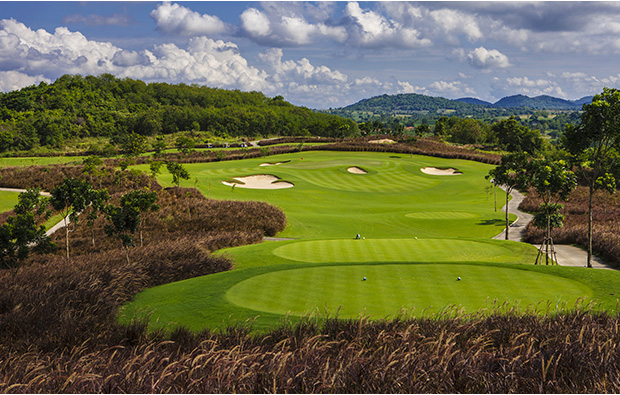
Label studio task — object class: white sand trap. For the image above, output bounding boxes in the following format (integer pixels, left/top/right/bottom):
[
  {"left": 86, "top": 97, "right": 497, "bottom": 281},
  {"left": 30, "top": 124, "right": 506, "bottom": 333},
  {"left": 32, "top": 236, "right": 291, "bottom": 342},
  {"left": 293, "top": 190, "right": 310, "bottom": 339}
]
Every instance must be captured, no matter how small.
[
  {"left": 369, "top": 139, "right": 396, "bottom": 144},
  {"left": 222, "top": 174, "right": 294, "bottom": 189},
  {"left": 420, "top": 167, "right": 462, "bottom": 175},
  {"left": 260, "top": 162, "right": 286, "bottom": 167},
  {"left": 347, "top": 166, "right": 368, "bottom": 174}
]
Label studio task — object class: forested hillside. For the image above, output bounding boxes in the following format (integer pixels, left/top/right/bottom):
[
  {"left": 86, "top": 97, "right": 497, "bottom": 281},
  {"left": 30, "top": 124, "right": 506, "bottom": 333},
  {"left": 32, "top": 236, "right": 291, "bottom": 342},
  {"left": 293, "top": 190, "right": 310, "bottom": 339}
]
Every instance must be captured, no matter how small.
[
  {"left": 324, "top": 92, "right": 585, "bottom": 136},
  {"left": 0, "top": 74, "right": 357, "bottom": 153}
]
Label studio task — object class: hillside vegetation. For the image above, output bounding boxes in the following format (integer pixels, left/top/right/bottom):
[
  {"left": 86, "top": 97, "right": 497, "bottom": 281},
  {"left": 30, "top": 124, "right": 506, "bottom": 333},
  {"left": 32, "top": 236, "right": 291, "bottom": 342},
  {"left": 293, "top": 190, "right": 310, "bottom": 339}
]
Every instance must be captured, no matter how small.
[
  {"left": 326, "top": 92, "right": 584, "bottom": 135},
  {"left": 0, "top": 74, "right": 357, "bottom": 153}
]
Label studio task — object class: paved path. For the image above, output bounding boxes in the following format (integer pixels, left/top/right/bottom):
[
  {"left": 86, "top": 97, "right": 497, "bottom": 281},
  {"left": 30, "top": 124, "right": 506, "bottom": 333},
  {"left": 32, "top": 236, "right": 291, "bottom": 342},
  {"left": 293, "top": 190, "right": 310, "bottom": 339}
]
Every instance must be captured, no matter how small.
[{"left": 493, "top": 187, "right": 615, "bottom": 270}]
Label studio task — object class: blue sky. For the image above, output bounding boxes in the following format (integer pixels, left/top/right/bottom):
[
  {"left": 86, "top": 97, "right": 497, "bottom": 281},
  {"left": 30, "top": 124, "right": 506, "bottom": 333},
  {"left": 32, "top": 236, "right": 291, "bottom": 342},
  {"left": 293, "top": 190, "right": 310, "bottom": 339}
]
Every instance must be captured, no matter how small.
[{"left": 1, "top": 1, "right": 620, "bottom": 109}]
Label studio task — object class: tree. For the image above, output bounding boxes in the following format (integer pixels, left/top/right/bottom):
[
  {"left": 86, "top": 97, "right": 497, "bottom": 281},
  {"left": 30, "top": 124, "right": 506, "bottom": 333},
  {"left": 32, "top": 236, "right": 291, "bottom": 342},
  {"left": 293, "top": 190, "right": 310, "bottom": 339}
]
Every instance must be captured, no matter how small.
[
  {"left": 486, "top": 152, "right": 531, "bottom": 240},
  {"left": 490, "top": 117, "right": 545, "bottom": 153},
  {"left": 50, "top": 178, "right": 93, "bottom": 259},
  {"left": 562, "top": 88, "right": 620, "bottom": 267},
  {"left": 166, "top": 161, "right": 190, "bottom": 186},
  {"left": 528, "top": 159, "right": 577, "bottom": 265},
  {"left": 82, "top": 155, "right": 105, "bottom": 188},
  {"left": 0, "top": 190, "right": 54, "bottom": 279},
  {"left": 84, "top": 188, "right": 109, "bottom": 247},
  {"left": 175, "top": 136, "right": 196, "bottom": 155},
  {"left": 120, "top": 190, "right": 159, "bottom": 247},
  {"left": 104, "top": 204, "right": 140, "bottom": 264}
]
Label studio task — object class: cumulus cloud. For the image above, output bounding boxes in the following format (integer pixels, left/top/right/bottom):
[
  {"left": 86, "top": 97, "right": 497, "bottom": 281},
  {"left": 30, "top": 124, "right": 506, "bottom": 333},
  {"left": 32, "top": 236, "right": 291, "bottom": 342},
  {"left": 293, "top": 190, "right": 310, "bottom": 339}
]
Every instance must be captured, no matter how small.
[
  {"left": 0, "top": 70, "right": 50, "bottom": 92},
  {"left": 343, "top": 2, "right": 430, "bottom": 49},
  {"left": 467, "top": 47, "right": 510, "bottom": 69},
  {"left": 150, "top": 2, "right": 227, "bottom": 36},
  {"left": 0, "top": 18, "right": 267, "bottom": 92},
  {"left": 240, "top": 6, "right": 345, "bottom": 46}
]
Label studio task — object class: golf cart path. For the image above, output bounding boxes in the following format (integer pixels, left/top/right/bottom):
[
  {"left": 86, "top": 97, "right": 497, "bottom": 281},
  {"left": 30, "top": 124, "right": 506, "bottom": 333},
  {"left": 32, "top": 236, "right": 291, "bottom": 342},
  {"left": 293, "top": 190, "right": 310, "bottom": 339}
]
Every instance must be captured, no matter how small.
[
  {"left": 0, "top": 187, "right": 68, "bottom": 237},
  {"left": 493, "top": 187, "right": 615, "bottom": 270}
]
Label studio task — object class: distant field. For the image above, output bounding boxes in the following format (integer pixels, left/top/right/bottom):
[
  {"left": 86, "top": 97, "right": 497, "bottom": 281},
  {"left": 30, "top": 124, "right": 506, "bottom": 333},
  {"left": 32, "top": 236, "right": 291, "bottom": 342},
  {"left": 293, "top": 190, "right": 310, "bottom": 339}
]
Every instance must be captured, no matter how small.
[
  {"left": 0, "top": 190, "right": 20, "bottom": 212},
  {"left": 0, "top": 156, "right": 83, "bottom": 167}
]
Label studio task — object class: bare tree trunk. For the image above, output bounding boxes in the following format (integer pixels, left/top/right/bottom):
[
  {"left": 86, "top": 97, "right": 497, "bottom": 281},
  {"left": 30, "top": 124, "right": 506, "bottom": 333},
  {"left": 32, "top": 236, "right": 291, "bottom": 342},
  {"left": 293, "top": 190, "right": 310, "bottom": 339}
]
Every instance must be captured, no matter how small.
[
  {"left": 64, "top": 215, "right": 70, "bottom": 260},
  {"left": 505, "top": 189, "right": 510, "bottom": 240},
  {"left": 587, "top": 184, "right": 594, "bottom": 268},
  {"left": 546, "top": 213, "right": 551, "bottom": 265}
]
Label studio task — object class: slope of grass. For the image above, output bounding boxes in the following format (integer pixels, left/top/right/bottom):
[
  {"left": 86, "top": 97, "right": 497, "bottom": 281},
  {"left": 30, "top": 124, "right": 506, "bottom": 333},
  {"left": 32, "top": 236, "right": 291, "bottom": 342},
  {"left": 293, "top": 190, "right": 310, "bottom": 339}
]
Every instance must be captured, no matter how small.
[{"left": 123, "top": 151, "right": 619, "bottom": 332}]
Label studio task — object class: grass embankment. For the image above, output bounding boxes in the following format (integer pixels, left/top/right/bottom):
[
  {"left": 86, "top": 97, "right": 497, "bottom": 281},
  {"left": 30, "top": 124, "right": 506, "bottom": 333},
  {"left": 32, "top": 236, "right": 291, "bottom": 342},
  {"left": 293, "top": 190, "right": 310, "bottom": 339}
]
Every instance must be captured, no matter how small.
[{"left": 120, "top": 151, "right": 620, "bottom": 332}]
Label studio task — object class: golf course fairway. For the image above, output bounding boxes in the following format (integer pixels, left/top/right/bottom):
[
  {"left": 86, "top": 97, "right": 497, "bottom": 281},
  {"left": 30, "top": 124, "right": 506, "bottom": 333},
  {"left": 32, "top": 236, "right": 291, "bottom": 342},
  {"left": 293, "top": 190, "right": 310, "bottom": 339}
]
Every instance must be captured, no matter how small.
[{"left": 120, "top": 150, "right": 617, "bottom": 332}]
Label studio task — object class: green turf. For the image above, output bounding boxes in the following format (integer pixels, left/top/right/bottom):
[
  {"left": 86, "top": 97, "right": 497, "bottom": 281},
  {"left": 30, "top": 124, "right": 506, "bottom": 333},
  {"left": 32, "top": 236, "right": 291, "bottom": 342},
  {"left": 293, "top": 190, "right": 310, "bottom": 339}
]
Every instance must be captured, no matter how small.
[
  {"left": 226, "top": 264, "right": 592, "bottom": 318},
  {"left": 0, "top": 156, "right": 83, "bottom": 167},
  {"left": 139, "top": 151, "right": 514, "bottom": 239},
  {"left": 0, "top": 190, "right": 20, "bottom": 213},
  {"left": 121, "top": 151, "right": 620, "bottom": 332}
]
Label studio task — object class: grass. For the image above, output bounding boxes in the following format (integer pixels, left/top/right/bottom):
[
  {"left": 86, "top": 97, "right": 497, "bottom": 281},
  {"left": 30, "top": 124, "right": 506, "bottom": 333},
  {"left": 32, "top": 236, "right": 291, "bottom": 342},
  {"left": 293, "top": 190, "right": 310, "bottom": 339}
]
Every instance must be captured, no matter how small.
[
  {"left": 119, "top": 151, "right": 620, "bottom": 332},
  {"left": 0, "top": 156, "right": 84, "bottom": 167},
  {"left": 142, "top": 151, "right": 513, "bottom": 239},
  {"left": 0, "top": 190, "right": 19, "bottom": 212}
]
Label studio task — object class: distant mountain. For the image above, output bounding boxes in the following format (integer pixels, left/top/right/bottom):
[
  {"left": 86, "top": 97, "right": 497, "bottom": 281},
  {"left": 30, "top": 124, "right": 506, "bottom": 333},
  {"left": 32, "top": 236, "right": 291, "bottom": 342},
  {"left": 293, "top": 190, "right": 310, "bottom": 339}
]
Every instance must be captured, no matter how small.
[
  {"left": 493, "top": 94, "right": 584, "bottom": 110},
  {"left": 572, "top": 96, "right": 594, "bottom": 106},
  {"left": 455, "top": 97, "right": 493, "bottom": 106},
  {"left": 341, "top": 93, "right": 484, "bottom": 113},
  {"left": 338, "top": 93, "right": 592, "bottom": 114}
]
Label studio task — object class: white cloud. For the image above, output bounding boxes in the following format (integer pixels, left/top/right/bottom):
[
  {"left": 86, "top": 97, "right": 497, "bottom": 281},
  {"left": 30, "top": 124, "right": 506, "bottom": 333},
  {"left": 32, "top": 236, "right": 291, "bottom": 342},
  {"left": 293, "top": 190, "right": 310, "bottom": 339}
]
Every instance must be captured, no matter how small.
[
  {"left": 467, "top": 47, "right": 511, "bottom": 69},
  {"left": 150, "top": 2, "right": 227, "bottom": 36},
  {"left": 343, "top": 2, "right": 430, "bottom": 49},
  {"left": 428, "top": 80, "right": 475, "bottom": 97},
  {"left": 0, "top": 70, "right": 50, "bottom": 92},
  {"left": 240, "top": 8, "right": 271, "bottom": 37},
  {"left": 0, "top": 18, "right": 267, "bottom": 92},
  {"left": 240, "top": 6, "right": 346, "bottom": 46}
]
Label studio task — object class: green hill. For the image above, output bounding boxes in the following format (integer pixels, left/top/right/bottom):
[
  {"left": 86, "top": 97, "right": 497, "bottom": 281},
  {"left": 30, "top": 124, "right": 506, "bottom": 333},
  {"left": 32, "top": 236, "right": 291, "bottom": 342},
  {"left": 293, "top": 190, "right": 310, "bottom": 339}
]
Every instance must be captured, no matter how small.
[{"left": 0, "top": 74, "right": 357, "bottom": 153}]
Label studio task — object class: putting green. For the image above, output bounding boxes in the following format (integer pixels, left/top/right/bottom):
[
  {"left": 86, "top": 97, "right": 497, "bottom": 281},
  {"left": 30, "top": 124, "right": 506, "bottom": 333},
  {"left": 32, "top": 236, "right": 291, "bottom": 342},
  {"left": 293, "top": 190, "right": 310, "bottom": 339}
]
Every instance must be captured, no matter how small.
[
  {"left": 226, "top": 264, "right": 592, "bottom": 318},
  {"left": 272, "top": 238, "right": 521, "bottom": 264}
]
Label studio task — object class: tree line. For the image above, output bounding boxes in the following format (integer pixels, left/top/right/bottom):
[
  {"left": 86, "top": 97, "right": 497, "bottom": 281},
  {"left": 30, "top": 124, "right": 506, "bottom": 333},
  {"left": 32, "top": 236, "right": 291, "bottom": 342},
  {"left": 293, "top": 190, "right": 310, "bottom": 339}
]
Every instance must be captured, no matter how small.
[{"left": 0, "top": 74, "right": 358, "bottom": 152}]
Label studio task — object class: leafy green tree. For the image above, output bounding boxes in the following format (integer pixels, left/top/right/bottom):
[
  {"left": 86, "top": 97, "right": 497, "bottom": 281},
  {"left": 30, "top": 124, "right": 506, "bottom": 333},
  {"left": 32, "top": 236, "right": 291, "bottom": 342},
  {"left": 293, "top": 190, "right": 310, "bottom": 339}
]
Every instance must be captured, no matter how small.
[
  {"left": 82, "top": 155, "right": 105, "bottom": 187},
  {"left": 152, "top": 136, "right": 166, "bottom": 156},
  {"left": 104, "top": 204, "right": 140, "bottom": 264},
  {"left": 120, "top": 190, "right": 159, "bottom": 247},
  {"left": 528, "top": 159, "right": 577, "bottom": 265},
  {"left": 490, "top": 117, "right": 545, "bottom": 153},
  {"left": 415, "top": 124, "right": 431, "bottom": 136},
  {"left": 166, "top": 161, "right": 190, "bottom": 186},
  {"left": 562, "top": 88, "right": 620, "bottom": 267},
  {"left": 175, "top": 136, "right": 196, "bottom": 155},
  {"left": 0, "top": 190, "right": 54, "bottom": 279},
  {"left": 120, "top": 131, "right": 148, "bottom": 157},
  {"left": 486, "top": 152, "right": 531, "bottom": 240},
  {"left": 50, "top": 178, "right": 93, "bottom": 259}
]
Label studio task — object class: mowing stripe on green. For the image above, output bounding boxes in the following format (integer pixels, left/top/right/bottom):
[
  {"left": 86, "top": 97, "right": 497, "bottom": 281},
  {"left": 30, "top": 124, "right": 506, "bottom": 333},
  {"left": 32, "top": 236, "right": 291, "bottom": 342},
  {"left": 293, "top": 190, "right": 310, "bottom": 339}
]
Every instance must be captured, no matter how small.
[
  {"left": 226, "top": 264, "right": 593, "bottom": 319},
  {"left": 272, "top": 238, "right": 523, "bottom": 264}
]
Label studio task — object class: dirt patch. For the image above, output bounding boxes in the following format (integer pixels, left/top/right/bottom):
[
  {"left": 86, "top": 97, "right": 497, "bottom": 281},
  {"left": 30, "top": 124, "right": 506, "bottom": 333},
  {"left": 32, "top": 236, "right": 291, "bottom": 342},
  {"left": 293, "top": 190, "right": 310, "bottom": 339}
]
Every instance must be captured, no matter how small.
[
  {"left": 369, "top": 139, "right": 396, "bottom": 144},
  {"left": 222, "top": 175, "right": 294, "bottom": 189},
  {"left": 347, "top": 166, "right": 368, "bottom": 174},
  {"left": 420, "top": 167, "right": 462, "bottom": 176}
]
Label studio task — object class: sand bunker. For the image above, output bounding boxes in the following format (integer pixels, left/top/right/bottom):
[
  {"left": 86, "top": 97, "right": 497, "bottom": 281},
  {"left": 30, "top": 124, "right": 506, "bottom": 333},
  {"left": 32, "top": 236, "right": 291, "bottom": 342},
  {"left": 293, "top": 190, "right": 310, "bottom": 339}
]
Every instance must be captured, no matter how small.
[
  {"left": 347, "top": 166, "right": 368, "bottom": 174},
  {"left": 222, "top": 175, "right": 294, "bottom": 189},
  {"left": 369, "top": 139, "right": 396, "bottom": 144},
  {"left": 420, "top": 167, "right": 462, "bottom": 176},
  {"left": 260, "top": 162, "right": 286, "bottom": 167}
]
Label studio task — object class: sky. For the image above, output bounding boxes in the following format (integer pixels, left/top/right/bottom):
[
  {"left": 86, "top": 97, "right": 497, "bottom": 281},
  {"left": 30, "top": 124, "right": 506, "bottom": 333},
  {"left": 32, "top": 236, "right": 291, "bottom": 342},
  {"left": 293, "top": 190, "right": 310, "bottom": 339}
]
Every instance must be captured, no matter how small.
[{"left": 1, "top": 1, "right": 620, "bottom": 109}]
